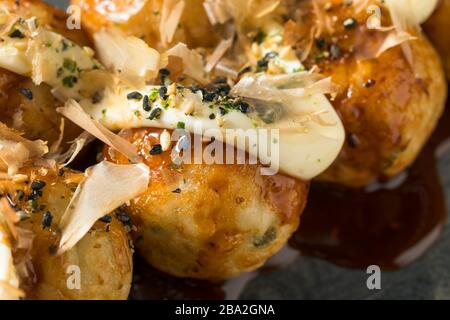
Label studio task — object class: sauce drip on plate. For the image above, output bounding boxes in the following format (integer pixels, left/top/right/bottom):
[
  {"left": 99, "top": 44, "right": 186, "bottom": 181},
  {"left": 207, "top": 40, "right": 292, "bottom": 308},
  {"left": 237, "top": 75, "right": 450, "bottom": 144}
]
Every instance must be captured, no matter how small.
[
  {"left": 130, "top": 101, "right": 450, "bottom": 299},
  {"left": 291, "top": 104, "right": 450, "bottom": 269}
]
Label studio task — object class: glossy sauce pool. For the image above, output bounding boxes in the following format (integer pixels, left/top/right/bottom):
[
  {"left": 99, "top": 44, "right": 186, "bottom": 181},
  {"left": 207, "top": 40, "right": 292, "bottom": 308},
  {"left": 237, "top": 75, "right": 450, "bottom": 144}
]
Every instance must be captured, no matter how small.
[{"left": 130, "top": 102, "right": 450, "bottom": 300}]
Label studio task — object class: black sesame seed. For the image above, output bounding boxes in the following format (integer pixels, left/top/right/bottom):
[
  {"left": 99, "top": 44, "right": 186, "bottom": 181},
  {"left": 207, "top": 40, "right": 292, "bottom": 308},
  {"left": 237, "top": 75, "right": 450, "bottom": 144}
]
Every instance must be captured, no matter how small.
[
  {"left": 20, "top": 87, "right": 33, "bottom": 100},
  {"left": 257, "top": 58, "right": 269, "bottom": 69},
  {"left": 9, "top": 29, "right": 24, "bottom": 38},
  {"left": 159, "top": 86, "right": 168, "bottom": 100},
  {"left": 364, "top": 79, "right": 376, "bottom": 88},
  {"left": 203, "top": 92, "right": 216, "bottom": 102},
  {"left": 315, "top": 37, "right": 327, "bottom": 49},
  {"left": 159, "top": 68, "right": 170, "bottom": 77},
  {"left": 237, "top": 101, "right": 250, "bottom": 113},
  {"left": 149, "top": 144, "right": 163, "bottom": 155},
  {"left": 238, "top": 66, "right": 253, "bottom": 77},
  {"left": 343, "top": 17, "right": 357, "bottom": 29},
  {"left": 127, "top": 91, "right": 143, "bottom": 100},
  {"left": 159, "top": 68, "right": 170, "bottom": 84},
  {"left": 42, "top": 211, "right": 53, "bottom": 229},
  {"left": 99, "top": 214, "right": 112, "bottom": 223},
  {"left": 215, "top": 84, "right": 231, "bottom": 96},
  {"left": 172, "top": 188, "right": 181, "bottom": 194},
  {"left": 148, "top": 107, "right": 162, "bottom": 120},
  {"left": 31, "top": 180, "right": 46, "bottom": 190},
  {"left": 142, "top": 95, "right": 151, "bottom": 111},
  {"left": 27, "top": 189, "right": 41, "bottom": 201},
  {"left": 116, "top": 209, "right": 132, "bottom": 226}
]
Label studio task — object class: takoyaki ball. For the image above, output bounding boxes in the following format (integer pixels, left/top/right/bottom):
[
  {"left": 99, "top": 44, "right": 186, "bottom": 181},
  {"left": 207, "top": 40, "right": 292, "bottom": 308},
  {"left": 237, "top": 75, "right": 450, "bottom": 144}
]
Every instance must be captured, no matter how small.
[
  {"left": 0, "top": 0, "right": 91, "bottom": 146},
  {"left": 285, "top": 0, "right": 447, "bottom": 187},
  {"left": 106, "top": 128, "right": 308, "bottom": 280},
  {"left": 0, "top": 75, "right": 82, "bottom": 145},
  {"left": 2, "top": 0, "right": 91, "bottom": 46},
  {"left": 424, "top": 0, "right": 450, "bottom": 80},
  {"left": 0, "top": 167, "right": 133, "bottom": 300},
  {"left": 71, "top": 0, "right": 220, "bottom": 50}
]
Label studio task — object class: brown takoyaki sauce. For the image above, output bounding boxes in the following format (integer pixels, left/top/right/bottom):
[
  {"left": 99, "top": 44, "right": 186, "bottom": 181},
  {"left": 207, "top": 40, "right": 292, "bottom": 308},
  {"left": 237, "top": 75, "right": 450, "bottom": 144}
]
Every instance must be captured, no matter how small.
[
  {"left": 291, "top": 98, "right": 450, "bottom": 269},
  {"left": 130, "top": 101, "right": 450, "bottom": 299},
  {"left": 290, "top": 115, "right": 449, "bottom": 269}
]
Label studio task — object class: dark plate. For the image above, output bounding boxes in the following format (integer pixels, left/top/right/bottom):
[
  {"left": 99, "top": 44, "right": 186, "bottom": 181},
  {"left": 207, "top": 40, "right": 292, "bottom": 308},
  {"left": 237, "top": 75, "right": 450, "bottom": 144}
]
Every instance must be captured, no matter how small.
[{"left": 46, "top": 0, "right": 450, "bottom": 300}]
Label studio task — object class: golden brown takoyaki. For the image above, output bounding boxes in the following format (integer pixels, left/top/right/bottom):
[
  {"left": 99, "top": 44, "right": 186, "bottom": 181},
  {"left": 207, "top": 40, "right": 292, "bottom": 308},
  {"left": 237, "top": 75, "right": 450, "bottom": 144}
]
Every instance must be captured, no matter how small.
[
  {"left": 0, "top": 166, "right": 133, "bottom": 300},
  {"left": 0, "top": 0, "right": 91, "bottom": 145},
  {"left": 71, "top": 0, "right": 219, "bottom": 50},
  {"left": 106, "top": 128, "right": 308, "bottom": 280},
  {"left": 283, "top": 0, "right": 447, "bottom": 186}
]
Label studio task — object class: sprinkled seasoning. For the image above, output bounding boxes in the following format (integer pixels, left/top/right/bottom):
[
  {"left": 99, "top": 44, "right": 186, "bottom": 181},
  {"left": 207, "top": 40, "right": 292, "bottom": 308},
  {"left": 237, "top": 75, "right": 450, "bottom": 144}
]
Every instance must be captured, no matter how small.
[
  {"left": 148, "top": 107, "right": 162, "bottom": 120},
  {"left": 20, "top": 87, "right": 33, "bottom": 100},
  {"left": 159, "top": 68, "right": 170, "bottom": 83},
  {"left": 256, "top": 52, "right": 278, "bottom": 72},
  {"left": 159, "top": 86, "right": 168, "bottom": 100},
  {"left": 254, "top": 29, "right": 267, "bottom": 44},
  {"left": 209, "top": 113, "right": 216, "bottom": 120},
  {"left": 343, "top": 17, "right": 357, "bottom": 29},
  {"left": 31, "top": 180, "right": 46, "bottom": 190},
  {"left": 116, "top": 208, "right": 132, "bottom": 227},
  {"left": 150, "top": 144, "right": 163, "bottom": 155},
  {"left": 177, "top": 121, "right": 185, "bottom": 129},
  {"left": 143, "top": 95, "right": 151, "bottom": 111},
  {"left": 237, "top": 101, "right": 250, "bottom": 114},
  {"left": 63, "top": 58, "right": 77, "bottom": 73},
  {"left": 127, "top": 91, "right": 143, "bottom": 100},
  {"left": 99, "top": 214, "right": 112, "bottom": 223},
  {"left": 203, "top": 91, "right": 216, "bottom": 102},
  {"left": 148, "top": 88, "right": 159, "bottom": 103},
  {"left": 219, "top": 107, "right": 228, "bottom": 116},
  {"left": 62, "top": 76, "right": 78, "bottom": 88},
  {"left": 42, "top": 211, "right": 53, "bottom": 229},
  {"left": 9, "top": 29, "right": 24, "bottom": 38},
  {"left": 364, "top": 79, "right": 376, "bottom": 88}
]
